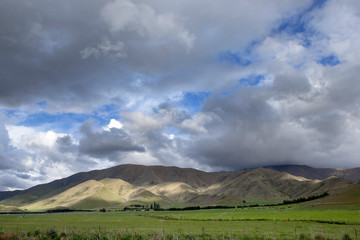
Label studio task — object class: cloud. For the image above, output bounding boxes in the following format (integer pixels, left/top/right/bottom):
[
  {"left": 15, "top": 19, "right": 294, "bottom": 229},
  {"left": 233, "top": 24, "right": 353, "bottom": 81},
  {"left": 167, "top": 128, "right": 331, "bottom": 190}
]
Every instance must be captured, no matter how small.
[
  {"left": 103, "top": 119, "right": 124, "bottom": 131},
  {"left": 1, "top": 120, "right": 99, "bottom": 190},
  {"left": 79, "top": 121, "right": 145, "bottom": 159},
  {"left": 100, "top": 0, "right": 195, "bottom": 50},
  {"left": 310, "top": 0, "right": 360, "bottom": 62},
  {"left": 272, "top": 74, "right": 311, "bottom": 97},
  {"left": 0, "top": 172, "right": 31, "bottom": 191},
  {"left": 184, "top": 44, "right": 360, "bottom": 169},
  {"left": 81, "top": 39, "right": 127, "bottom": 59},
  {"left": 1, "top": 0, "right": 360, "bottom": 191},
  {"left": 0, "top": 0, "right": 312, "bottom": 110},
  {"left": 123, "top": 112, "right": 162, "bottom": 132},
  {"left": 180, "top": 113, "right": 215, "bottom": 134},
  {"left": 0, "top": 114, "right": 29, "bottom": 172}
]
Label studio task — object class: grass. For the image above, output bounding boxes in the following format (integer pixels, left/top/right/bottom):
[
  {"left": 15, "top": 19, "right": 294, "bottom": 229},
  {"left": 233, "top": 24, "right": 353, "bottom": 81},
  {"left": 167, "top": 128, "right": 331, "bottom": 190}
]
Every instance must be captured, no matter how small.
[
  {"left": 0, "top": 206, "right": 359, "bottom": 239},
  {"left": 144, "top": 206, "right": 360, "bottom": 224}
]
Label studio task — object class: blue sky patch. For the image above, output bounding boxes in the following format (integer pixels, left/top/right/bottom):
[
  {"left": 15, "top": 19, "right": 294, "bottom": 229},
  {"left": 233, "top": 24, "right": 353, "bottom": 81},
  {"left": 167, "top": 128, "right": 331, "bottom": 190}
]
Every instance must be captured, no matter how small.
[
  {"left": 218, "top": 51, "right": 252, "bottom": 66},
  {"left": 17, "top": 104, "right": 121, "bottom": 131},
  {"left": 273, "top": 0, "right": 328, "bottom": 47},
  {"left": 180, "top": 91, "right": 210, "bottom": 114},
  {"left": 276, "top": 0, "right": 328, "bottom": 34},
  {"left": 239, "top": 74, "right": 265, "bottom": 86},
  {"left": 276, "top": 16, "right": 307, "bottom": 35},
  {"left": 19, "top": 112, "right": 90, "bottom": 131},
  {"left": 92, "top": 104, "right": 121, "bottom": 124},
  {"left": 221, "top": 75, "right": 265, "bottom": 96},
  {"left": 317, "top": 55, "right": 340, "bottom": 66},
  {"left": 164, "top": 127, "right": 178, "bottom": 136},
  {"left": 308, "top": 0, "right": 328, "bottom": 11},
  {"left": 36, "top": 101, "right": 47, "bottom": 107},
  {"left": 4, "top": 109, "right": 19, "bottom": 118}
]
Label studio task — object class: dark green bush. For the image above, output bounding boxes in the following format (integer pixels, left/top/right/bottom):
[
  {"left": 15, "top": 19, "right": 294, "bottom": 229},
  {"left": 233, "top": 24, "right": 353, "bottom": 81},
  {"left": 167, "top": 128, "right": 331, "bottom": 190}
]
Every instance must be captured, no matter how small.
[
  {"left": 314, "top": 234, "right": 325, "bottom": 240},
  {"left": 298, "top": 233, "right": 311, "bottom": 240},
  {"left": 342, "top": 234, "right": 352, "bottom": 240}
]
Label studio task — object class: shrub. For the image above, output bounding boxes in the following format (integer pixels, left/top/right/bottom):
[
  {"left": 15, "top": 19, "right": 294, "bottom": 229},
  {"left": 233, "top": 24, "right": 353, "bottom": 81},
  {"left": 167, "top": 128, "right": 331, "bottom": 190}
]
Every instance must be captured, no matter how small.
[
  {"left": 342, "top": 234, "right": 352, "bottom": 240},
  {"left": 46, "top": 229, "right": 58, "bottom": 239},
  {"left": 298, "top": 233, "right": 311, "bottom": 240},
  {"left": 314, "top": 234, "right": 326, "bottom": 240}
]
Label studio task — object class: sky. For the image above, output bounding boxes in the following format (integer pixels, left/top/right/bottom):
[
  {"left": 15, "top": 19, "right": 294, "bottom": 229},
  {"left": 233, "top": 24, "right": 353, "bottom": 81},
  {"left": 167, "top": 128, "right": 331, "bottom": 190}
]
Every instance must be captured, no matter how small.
[{"left": 0, "top": 0, "right": 360, "bottom": 191}]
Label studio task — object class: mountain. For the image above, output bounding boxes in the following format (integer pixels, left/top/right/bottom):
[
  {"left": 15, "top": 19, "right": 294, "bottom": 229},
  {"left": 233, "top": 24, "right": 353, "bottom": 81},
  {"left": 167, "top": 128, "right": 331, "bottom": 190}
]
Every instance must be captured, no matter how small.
[
  {"left": 0, "top": 164, "right": 357, "bottom": 211},
  {"left": 303, "top": 183, "right": 360, "bottom": 209},
  {"left": 265, "top": 165, "right": 360, "bottom": 182}
]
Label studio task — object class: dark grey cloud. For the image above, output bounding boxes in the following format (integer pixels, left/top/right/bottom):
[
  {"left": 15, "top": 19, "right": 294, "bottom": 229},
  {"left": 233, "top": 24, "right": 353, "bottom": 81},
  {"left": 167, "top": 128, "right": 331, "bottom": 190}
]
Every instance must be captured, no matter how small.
[
  {"left": 0, "top": 173, "right": 30, "bottom": 191},
  {"left": 272, "top": 74, "right": 311, "bottom": 97},
  {"left": 15, "top": 173, "right": 31, "bottom": 180},
  {"left": 79, "top": 121, "right": 145, "bottom": 159},
  {"left": 185, "top": 60, "right": 360, "bottom": 169},
  {"left": 0, "top": 114, "right": 28, "bottom": 172},
  {"left": 1, "top": 0, "right": 360, "bottom": 191},
  {"left": 0, "top": 0, "right": 108, "bottom": 108},
  {"left": 0, "top": 0, "right": 314, "bottom": 111},
  {"left": 56, "top": 135, "right": 77, "bottom": 153},
  {"left": 326, "top": 65, "right": 360, "bottom": 113}
]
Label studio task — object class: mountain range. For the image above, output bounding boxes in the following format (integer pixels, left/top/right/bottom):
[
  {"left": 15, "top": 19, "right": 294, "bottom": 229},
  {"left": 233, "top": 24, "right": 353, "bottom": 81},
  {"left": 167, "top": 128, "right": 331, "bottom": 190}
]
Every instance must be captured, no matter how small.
[
  {"left": 265, "top": 165, "right": 360, "bottom": 181},
  {"left": 0, "top": 164, "right": 358, "bottom": 211}
]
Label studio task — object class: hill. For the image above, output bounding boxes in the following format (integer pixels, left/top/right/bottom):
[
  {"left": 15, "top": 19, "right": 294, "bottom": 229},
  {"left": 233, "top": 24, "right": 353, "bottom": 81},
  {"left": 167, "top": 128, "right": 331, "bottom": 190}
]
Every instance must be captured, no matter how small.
[
  {"left": 305, "top": 183, "right": 360, "bottom": 209},
  {"left": 0, "top": 164, "right": 357, "bottom": 211},
  {"left": 265, "top": 165, "right": 360, "bottom": 181}
]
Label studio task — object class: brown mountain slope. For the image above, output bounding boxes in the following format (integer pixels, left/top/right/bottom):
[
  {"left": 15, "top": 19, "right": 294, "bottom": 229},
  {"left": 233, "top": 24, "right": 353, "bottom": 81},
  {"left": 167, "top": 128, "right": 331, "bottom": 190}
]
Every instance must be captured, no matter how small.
[
  {"left": 0, "top": 164, "right": 357, "bottom": 211},
  {"left": 265, "top": 165, "right": 360, "bottom": 181},
  {"left": 206, "top": 168, "right": 354, "bottom": 199},
  {"left": 22, "top": 178, "right": 171, "bottom": 211},
  {"left": 0, "top": 164, "right": 223, "bottom": 204},
  {"left": 303, "top": 183, "right": 360, "bottom": 208}
]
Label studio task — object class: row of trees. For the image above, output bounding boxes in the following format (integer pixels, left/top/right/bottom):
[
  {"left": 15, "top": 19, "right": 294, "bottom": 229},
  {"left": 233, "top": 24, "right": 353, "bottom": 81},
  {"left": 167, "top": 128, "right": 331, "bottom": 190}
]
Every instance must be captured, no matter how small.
[
  {"left": 119, "top": 192, "right": 329, "bottom": 212},
  {"left": 122, "top": 202, "right": 162, "bottom": 211},
  {"left": 283, "top": 192, "right": 329, "bottom": 205},
  {"left": 150, "top": 202, "right": 161, "bottom": 210}
]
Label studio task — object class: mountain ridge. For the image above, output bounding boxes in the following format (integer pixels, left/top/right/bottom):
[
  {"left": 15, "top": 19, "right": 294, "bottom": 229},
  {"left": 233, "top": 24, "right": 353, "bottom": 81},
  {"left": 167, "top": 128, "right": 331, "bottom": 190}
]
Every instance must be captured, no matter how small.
[
  {"left": 0, "top": 164, "right": 358, "bottom": 211},
  {"left": 264, "top": 165, "right": 360, "bottom": 182}
]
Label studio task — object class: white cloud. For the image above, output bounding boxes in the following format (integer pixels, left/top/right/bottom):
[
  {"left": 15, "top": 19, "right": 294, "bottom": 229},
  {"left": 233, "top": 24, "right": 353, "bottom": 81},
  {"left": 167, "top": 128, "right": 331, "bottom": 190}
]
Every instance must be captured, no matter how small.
[
  {"left": 103, "top": 119, "right": 124, "bottom": 131},
  {"left": 101, "top": 0, "right": 195, "bottom": 50},
  {"left": 81, "top": 39, "right": 127, "bottom": 59},
  {"left": 310, "top": 0, "right": 360, "bottom": 62},
  {"left": 123, "top": 111, "right": 161, "bottom": 131},
  {"left": 2, "top": 0, "right": 360, "bottom": 191},
  {"left": 6, "top": 125, "right": 36, "bottom": 148},
  {"left": 180, "top": 113, "right": 214, "bottom": 134},
  {"left": 257, "top": 37, "right": 308, "bottom": 67}
]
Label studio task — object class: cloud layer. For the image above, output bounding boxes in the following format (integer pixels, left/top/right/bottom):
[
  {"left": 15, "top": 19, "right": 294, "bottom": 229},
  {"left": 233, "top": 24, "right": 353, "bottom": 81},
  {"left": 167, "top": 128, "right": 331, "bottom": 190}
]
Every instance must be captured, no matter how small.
[{"left": 1, "top": 0, "right": 360, "bottom": 190}]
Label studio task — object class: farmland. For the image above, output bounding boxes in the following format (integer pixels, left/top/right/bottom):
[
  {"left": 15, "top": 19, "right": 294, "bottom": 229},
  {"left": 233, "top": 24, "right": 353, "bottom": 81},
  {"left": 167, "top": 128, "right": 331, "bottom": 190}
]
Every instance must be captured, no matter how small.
[{"left": 0, "top": 205, "right": 359, "bottom": 239}]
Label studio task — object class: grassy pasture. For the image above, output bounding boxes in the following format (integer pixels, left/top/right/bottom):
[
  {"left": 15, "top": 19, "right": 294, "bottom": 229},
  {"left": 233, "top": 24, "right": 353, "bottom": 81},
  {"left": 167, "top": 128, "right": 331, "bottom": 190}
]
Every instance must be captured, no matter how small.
[
  {"left": 0, "top": 206, "right": 359, "bottom": 239},
  {"left": 143, "top": 206, "right": 360, "bottom": 224}
]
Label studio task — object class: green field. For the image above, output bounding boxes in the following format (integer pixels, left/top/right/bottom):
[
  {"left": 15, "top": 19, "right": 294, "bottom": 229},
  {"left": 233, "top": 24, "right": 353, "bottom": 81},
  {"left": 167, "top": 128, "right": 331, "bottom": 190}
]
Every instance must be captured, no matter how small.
[{"left": 0, "top": 206, "right": 359, "bottom": 239}]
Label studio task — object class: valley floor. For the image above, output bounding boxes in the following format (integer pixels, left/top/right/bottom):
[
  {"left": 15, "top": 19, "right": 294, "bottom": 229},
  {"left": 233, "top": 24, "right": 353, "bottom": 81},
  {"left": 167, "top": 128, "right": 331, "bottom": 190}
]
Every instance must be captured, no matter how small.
[{"left": 0, "top": 206, "right": 359, "bottom": 239}]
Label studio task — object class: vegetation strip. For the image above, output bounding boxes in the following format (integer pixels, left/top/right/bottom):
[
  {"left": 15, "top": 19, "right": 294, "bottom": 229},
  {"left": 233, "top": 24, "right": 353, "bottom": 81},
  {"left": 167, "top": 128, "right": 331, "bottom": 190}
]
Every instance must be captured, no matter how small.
[
  {"left": 140, "top": 214, "right": 360, "bottom": 226},
  {"left": 0, "top": 229, "right": 357, "bottom": 240},
  {"left": 122, "top": 192, "right": 330, "bottom": 212}
]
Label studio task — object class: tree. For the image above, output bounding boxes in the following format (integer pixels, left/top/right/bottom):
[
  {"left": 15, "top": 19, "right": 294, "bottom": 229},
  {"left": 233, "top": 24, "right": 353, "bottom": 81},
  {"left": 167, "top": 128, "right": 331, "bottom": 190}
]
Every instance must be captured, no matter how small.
[{"left": 153, "top": 202, "right": 161, "bottom": 210}]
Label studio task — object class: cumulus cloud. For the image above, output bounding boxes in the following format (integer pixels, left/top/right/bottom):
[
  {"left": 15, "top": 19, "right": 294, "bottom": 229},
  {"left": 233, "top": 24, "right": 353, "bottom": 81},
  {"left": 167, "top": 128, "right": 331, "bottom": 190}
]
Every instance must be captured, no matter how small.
[
  {"left": 79, "top": 121, "right": 145, "bottom": 158},
  {"left": 1, "top": 0, "right": 360, "bottom": 190},
  {"left": 81, "top": 39, "right": 127, "bottom": 59},
  {"left": 123, "top": 112, "right": 162, "bottom": 132},
  {"left": 100, "top": 0, "right": 195, "bottom": 50},
  {"left": 0, "top": 0, "right": 312, "bottom": 110},
  {"left": 180, "top": 113, "right": 215, "bottom": 134}
]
